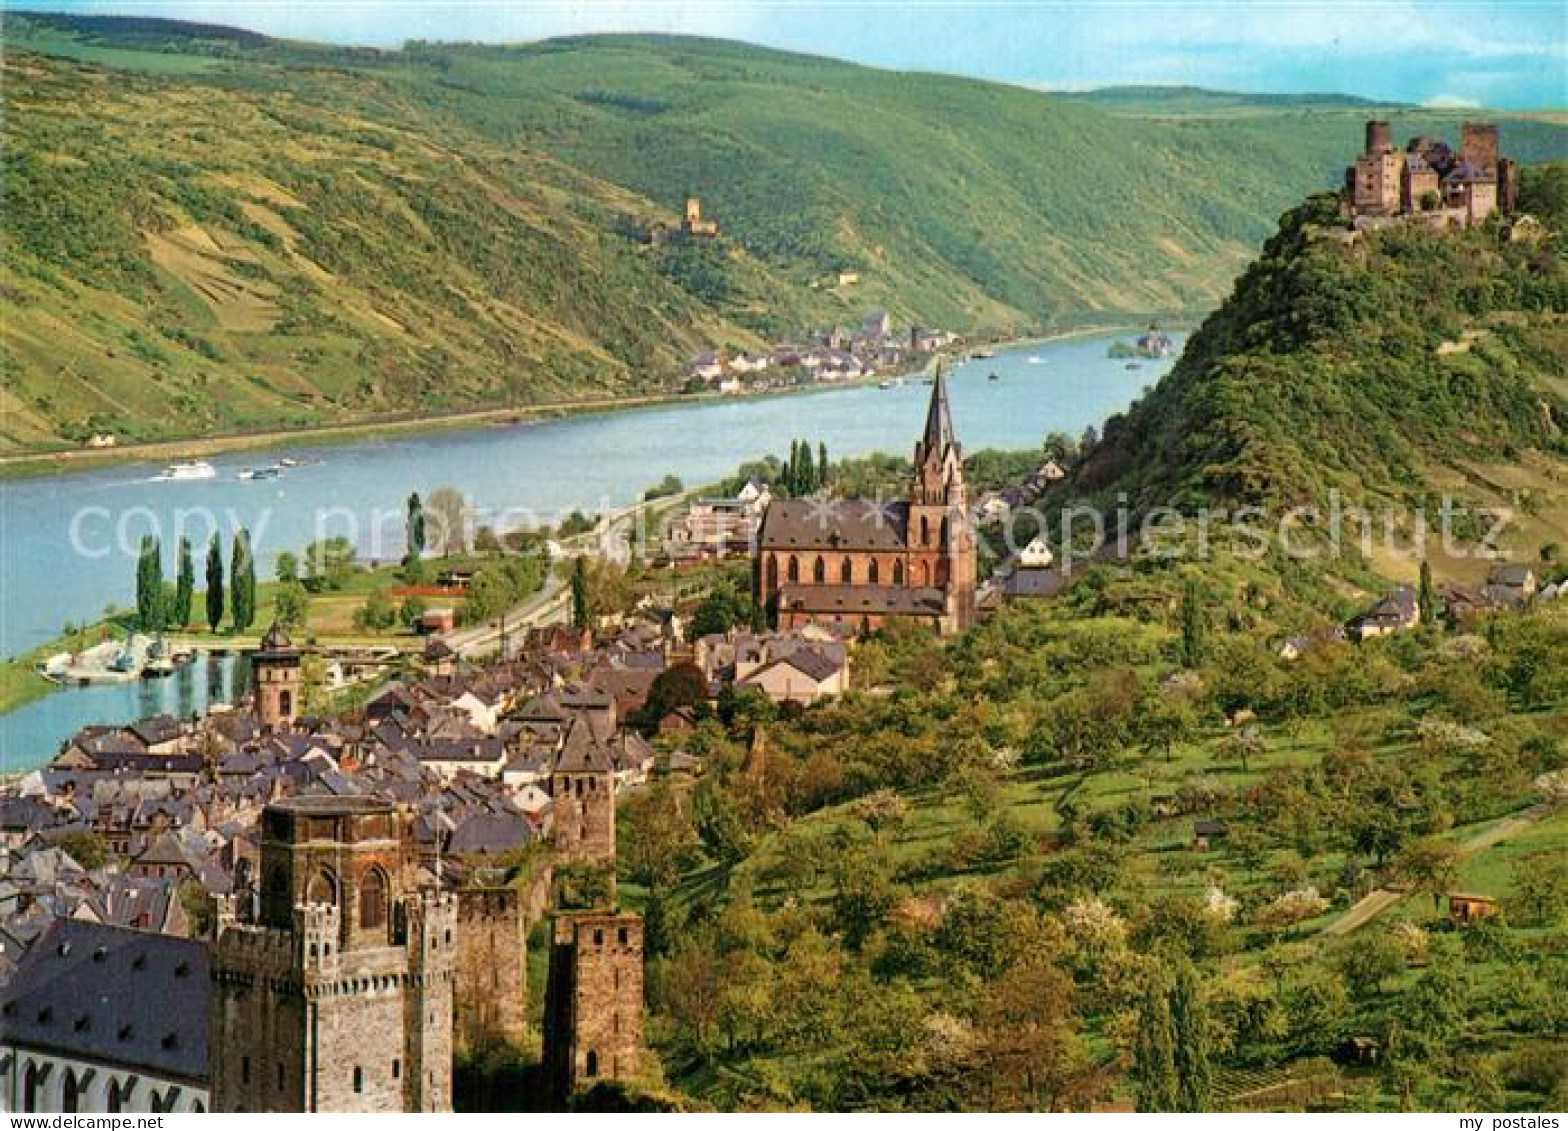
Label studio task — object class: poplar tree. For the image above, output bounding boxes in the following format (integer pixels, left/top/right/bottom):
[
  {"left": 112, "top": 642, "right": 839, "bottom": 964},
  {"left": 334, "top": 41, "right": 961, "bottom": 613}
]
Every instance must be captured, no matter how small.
[
  {"left": 205, "top": 534, "right": 225, "bottom": 632},
  {"left": 231, "top": 528, "right": 256, "bottom": 632},
  {"left": 172, "top": 537, "right": 195, "bottom": 629},
  {"left": 817, "top": 441, "right": 829, "bottom": 489},
  {"left": 1180, "top": 577, "right": 1207, "bottom": 669},
  {"left": 797, "top": 441, "right": 815, "bottom": 496},
  {"left": 135, "top": 535, "right": 165, "bottom": 632},
  {"left": 1418, "top": 558, "right": 1435, "bottom": 625},
  {"left": 571, "top": 555, "right": 590, "bottom": 629},
  {"left": 1134, "top": 969, "right": 1179, "bottom": 1112},
  {"left": 406, "top": 492, "right": 427, "bottom": 559},
  {"left": 1171, "top": 958, "right": 1213, "bottom": 1112}
]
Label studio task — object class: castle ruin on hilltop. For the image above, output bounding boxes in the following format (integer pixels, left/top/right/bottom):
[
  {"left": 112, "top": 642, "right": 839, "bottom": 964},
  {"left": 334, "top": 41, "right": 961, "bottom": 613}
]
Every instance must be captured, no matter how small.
[{"left": 1342, "top": 119, "right": 1519, "bottom": 227}]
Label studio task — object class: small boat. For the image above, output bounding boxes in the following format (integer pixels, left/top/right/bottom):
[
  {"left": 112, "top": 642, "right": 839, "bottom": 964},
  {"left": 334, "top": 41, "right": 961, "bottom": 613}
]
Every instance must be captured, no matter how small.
[
  {"left": 158, "top": 460, "right": 216, "bottom": 481},
  {"left": 278, "top": 457, "right": 300, "bottom": 467},
  {"left": 878, "top": 379, "right": 894, "bottom": 390},
  {"left": 1125, "top": 362, "right": 1142, "bottom": 370},
  {"left": 237, "top": 466, "right": 282, "bottom": 481},
  {"left": 108, "top": 646, "right": 139, "bottom": 674},
  {"left": 1027, "top": 356, "right": 1043, "bottom": 365},
  {"left": 973, "top": 349, "right": 996, "bottom": 359},
  {"left": 988, "top": 372, "right": 1000, "bottom": 381}
]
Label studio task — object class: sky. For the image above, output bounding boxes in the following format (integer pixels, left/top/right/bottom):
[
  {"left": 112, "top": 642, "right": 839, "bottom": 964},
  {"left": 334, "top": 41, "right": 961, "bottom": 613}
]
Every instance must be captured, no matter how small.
[{"left": 8, "top": 0, "right": 1567, "bottom": 107}]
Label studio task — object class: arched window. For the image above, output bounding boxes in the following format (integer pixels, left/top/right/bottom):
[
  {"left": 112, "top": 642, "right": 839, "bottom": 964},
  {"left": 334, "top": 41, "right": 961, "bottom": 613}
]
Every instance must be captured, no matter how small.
[
  {"left": 893, "top": 560, "right": 904, "bottom": 585},
  {"left": 23, "top": 1062, "right": 41, "bottom": 1112},
  {"left": 840, "top": 557, "right": 852, "bottom": 583},
  {"left": 306, "top": 868, "right": 337, "bottom": 907},
  {"left": 786, "top": 556, "right": 799, "bottom": 583},
  {"left": 62, "top": 1069, "right": 81, "bottom": 1113},
  {"left": 812, "top": 556, "right": 825, "bottom": 584},
  {"left": 940, "top": 517, "right": 949, "bottom": 547},
  {"left": 359, "top": 868, "right": 387, "bottom": 933},
  {"left": 920, "top": 516, "right": 930, "bottom": 545},
  {"left": 765, "top": 556, "right": 778, "bottom": 592},
  {"left": 585, "top": 1050, "right": 599, "bottom": 1078},
  {"left": 278, "top": 689, "right": 293, "bottom": 717},
  {"left": 868, "top": 560, "right": 880, "bottom": 584}
]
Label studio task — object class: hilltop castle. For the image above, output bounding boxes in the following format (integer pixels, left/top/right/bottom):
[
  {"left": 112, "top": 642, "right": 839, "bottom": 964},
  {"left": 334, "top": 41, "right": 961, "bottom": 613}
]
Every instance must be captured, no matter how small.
[
  {"left": 756, "top": 370, "right": 978, "bottom": 634},
  {"left": 1342, "top": 119, "right": 1518, "bottom": 226}
]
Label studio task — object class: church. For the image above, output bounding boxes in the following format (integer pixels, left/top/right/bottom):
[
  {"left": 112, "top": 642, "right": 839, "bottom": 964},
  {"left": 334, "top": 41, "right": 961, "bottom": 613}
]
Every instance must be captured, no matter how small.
[{"left": 756, "top": 370, "right": 977, "bottom": 635}]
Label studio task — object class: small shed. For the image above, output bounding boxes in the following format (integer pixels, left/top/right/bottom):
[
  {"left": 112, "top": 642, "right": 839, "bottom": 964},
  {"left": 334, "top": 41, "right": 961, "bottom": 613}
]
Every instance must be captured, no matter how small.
[
  {"left": 1448, "top": 892, "right": 1499, "bottom": 926},
  {"left": 418, "top": 607, "right": 457, "bottom": 635}
]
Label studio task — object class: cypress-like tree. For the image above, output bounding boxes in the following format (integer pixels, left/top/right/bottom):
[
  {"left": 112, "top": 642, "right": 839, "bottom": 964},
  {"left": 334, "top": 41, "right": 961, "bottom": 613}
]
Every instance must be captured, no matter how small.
[
  {"left": 1418, "top": 558, "right": 1435, "bottom": 625},
  {"left": 1171, "top": 958, "right": 1213, "bottom": 1112},
  {"left": 1180, "top": 577, "right": 1206, "bottom": 669},
  {"left": 797, "top": 441, "right": 815, "bottom": 496},
  {"left": 135, "top": 535, "right": 165, "bottom": 632},
  {"left": 817, "top": 441, "right": 829, "bottom": 489},
  {"left": 231, "top": 528, "right": 256, "bottom": 632},
  {"left": 571, "top": 555, "right": 590, "bottom": 630},
  {"left": 407, "top": 491, "right": 427, "bottom": 559},
  {"left": 172, "top": 537, "right": 195, "bottom": 630},
  {"left": 1134, "top": 969, "right": 1179, "bottom": 1113},
  {"left": 205, "top": 534, "right": 225, "bottom": 632}
]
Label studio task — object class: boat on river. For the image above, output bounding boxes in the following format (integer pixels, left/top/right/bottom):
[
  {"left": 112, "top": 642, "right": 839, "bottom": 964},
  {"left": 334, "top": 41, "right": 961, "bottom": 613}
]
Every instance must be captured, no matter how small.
[
  {"left": 157, "top": 460, "right": 216, "bottom": 481},
  {"left": 237, "top": 466, "right": 282, "bottom": 481}
]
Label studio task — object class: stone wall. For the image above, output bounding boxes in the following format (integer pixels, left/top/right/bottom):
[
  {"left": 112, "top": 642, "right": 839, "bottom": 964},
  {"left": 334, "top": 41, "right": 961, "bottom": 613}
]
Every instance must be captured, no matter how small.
[{"left": 454, "top": 887, "right": 529, "bottom": 1051}]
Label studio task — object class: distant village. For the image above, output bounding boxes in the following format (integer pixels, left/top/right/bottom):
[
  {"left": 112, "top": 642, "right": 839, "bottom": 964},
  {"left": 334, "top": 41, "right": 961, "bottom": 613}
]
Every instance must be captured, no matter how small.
[{"left": 684, "top": 307, "right": 961, "bottom": 394}]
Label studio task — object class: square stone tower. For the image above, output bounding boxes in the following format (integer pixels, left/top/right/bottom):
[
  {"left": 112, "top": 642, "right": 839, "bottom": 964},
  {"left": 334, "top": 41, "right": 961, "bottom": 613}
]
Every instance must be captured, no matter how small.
[
  {"left": 549, "top": 715, "right": 617, "bottom": 865},
  {"left": 210, "top": 795, "right": 456, "bottom": 1112},
  {"left": 542, "top": 911, "right": 644, "bottom": 1096}
]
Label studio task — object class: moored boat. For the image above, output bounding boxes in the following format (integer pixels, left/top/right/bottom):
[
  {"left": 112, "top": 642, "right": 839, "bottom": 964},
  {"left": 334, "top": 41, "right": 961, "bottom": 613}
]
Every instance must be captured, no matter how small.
[{"left": 158, "top": 460, "right": 216, "bottom": 481}]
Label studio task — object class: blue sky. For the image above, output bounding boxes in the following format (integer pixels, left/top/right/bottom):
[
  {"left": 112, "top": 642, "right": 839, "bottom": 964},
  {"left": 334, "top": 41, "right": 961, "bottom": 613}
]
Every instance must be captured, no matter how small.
[{"left": 9, "top": 0, "right": 1566, "bottom": 106}]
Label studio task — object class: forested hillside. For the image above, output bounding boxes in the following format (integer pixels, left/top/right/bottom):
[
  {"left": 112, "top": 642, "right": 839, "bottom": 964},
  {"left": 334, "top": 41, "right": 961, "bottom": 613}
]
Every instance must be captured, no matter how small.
[{"left": 3, "top": 13, "right": 1567, "bottom": 450}]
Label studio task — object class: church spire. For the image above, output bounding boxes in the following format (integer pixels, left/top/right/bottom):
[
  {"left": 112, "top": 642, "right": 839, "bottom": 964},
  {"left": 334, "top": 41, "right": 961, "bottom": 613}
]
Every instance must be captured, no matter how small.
[{"left": 921, "top": 362, "right": 955, "bottom": 458}]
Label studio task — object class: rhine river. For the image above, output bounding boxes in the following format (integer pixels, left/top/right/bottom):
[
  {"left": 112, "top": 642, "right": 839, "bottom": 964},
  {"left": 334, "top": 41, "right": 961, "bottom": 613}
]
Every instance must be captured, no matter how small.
[{"left": 0, "top": 331, "right": 1181, "bottom": 770}]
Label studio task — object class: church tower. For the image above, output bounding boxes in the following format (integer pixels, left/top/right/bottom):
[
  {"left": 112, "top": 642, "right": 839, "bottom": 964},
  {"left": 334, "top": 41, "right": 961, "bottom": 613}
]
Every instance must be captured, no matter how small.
[
  {"left": 907, "top": 367, "right": 977, "bottom": 631},
  {"left": 251, "top": 622, "right": 303, "bottom": 731}
]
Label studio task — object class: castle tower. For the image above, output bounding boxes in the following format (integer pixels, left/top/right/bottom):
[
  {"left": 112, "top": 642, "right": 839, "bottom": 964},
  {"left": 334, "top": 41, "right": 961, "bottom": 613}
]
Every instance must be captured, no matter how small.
[
  {"left": 1460, "top": 122, "right": 1500, "bottom": 171},
  {"left": 906, "top": 367, "right": 977, "bottom": 631},
  {"left": 542, "top": 911, "right": 644, "bottom": 1097},
  {"left": 1365, "top": 119, "right": 1393, "bottom": 154},
  {"left": 549, "top": 714, "right": 617, "bottom": 866},
  {"left": 210, "top": 796, "right": 455, "bottom": 1113},
  {"left": 251, "top": 622, "right": 303, "bottom": 731}
]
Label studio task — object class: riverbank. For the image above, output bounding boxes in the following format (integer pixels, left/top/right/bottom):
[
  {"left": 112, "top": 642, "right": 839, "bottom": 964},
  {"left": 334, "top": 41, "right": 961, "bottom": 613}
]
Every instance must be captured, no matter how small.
[{"left": 0, "top": 325, "right": 1136, "bottom": 481}]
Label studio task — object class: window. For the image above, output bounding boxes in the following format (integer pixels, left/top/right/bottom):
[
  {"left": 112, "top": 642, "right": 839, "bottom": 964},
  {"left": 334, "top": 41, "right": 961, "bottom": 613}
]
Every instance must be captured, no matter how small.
[
  {"left": 22, "top": 1062, "right": 40, "bottom": 1112},
  {"left": 766, "top": 556, "right": 778, "bottom": 592},
  {"left": 63, "top": 1069, "right": 81, "bottom": 1113},
  {"left": 812, "top": 556, "right": 825, "bottom": 583},
  {"left": 585, "top": 1050, "right": 599, "bottom": 1078},
  {"left": 840, "top": 557, "right": 852, "bottom": 583},
  {"left": 787, "top": 556, "right": 799, "bottom": 583},
  {"left": 594, "top": 928, "right": 604, "bottom": 945},
  {"left": 278, "top": 1063, "right": 285, "bottom": 1091},
  {"left": 278, "top": 689, "right": 293, "bottom": 717},
  {"left": 893, "top": 560, "right": 904, "bottom": 585},
  {"left": 305, "top": 868, "right": 337, "bottom": 907},
  {"left": 393, "top": 1059, "right": 401, "bottom": 1081},
  {"left": 868, "top": 560, "right": 880, "bottom": 584},
  {"left": 359, "top": 868, "right": 387, "bottom": 933},
  {"left": 353, "top": 1067, "right": 364, "bottom": 1094},
  {"left": 920, "top": 516, "right": 930, "bottom": 545},
  {"left": 242, "top": 1056, "right": 251, "bottom": 1085},
  {"left": 618, "top": 927, "right": 629, "bottom": 946}
]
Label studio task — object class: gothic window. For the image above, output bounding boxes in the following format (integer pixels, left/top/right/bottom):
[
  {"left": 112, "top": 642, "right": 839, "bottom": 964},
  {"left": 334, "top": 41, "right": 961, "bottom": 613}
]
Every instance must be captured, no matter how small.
[
  {"left": 766, "top": 556, "right": 778, "bottom": 592},
  {"left": 360, "top": 868, "right": 388, "bottom": 933},
  {"left": 813, "top": 556, "right": 825, "bottom": 584},
  {"left": 921, "top": 516, "right": 930, "bottom": 545},
  {"left": 585, "top": 1050, "right": 599, "bottom": 1078},
  {"left": 893, "top": 560, "right": 904, "bottom": 585},
  {"left": 306, "top": 868, "right": 337, "bottom": 907},
  {"left": 786, "top": 556, "right": 799, "bottom": 583},
  {"left": 868, "top": 560, "right": 880, "bottom": 584},
  {"left": 840, "top": 557, "right": 852, "bottom": 583},
  {"left": 940, "top": 517, "right": 949, "bottom": 547}
]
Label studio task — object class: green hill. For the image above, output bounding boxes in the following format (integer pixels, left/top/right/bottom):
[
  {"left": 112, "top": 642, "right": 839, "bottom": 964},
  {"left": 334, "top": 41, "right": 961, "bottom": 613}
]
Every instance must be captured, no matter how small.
[
  {"left": 3, "top": 14, "right": 1567, "bottom": 451},
  {"left": 1053, "top": 167, "right": 1568, "bottom": 583}
]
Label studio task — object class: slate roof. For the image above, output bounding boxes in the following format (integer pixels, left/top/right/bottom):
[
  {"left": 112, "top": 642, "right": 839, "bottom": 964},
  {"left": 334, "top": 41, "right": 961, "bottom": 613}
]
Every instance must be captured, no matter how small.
[
  {"left": 777, "top": 583, "right": 947, "bottom": 617},
  {"left": 0, "top": 919, "right": 209, "bottom": 1083},
  {"left": 1001, "top": 567, "right": 1068, "bottom": 599},
  {"left": 760, "top": 499, "right": 910, "bottom": 551},
  {"left": 554, "top": 715, "right": 614, "bottom": 775}
]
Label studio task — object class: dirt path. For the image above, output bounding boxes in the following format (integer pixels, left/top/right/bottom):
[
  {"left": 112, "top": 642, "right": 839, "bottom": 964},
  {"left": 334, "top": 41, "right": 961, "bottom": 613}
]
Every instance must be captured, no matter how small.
[{"left": 1320, "top": 804, "right": 1549, "bottom": 937}]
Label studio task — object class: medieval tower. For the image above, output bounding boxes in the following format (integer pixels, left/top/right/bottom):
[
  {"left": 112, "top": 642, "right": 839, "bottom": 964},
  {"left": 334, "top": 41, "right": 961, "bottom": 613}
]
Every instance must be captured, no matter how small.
[
  {"left": 548, "top": 715, "right": 617, "bottom": 865},
  {"left": 542, "top": 911, "right": 645, "bottom": 1096},
  {"left": 251, "top": 622, "right": 303, "bottom": 731},
  {"left": 209, "top": 796, "right": 456, "bottom": 1113}
]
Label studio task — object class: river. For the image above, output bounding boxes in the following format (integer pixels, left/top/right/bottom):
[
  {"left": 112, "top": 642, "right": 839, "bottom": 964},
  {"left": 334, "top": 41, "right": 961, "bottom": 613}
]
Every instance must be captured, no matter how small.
[{"left": 0, "top": 331, "right": 1180, "bottom": 770}]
